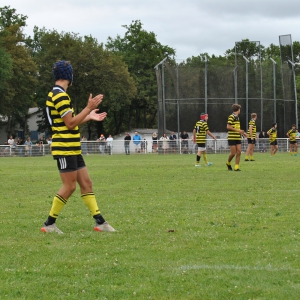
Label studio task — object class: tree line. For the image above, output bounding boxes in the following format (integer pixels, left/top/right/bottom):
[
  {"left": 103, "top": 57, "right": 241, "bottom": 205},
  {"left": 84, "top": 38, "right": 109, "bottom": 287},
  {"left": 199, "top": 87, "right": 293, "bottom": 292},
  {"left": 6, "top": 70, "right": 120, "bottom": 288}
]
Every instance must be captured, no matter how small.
[{"left": 0, "top": 5, "right": 299, "bottom": 139}]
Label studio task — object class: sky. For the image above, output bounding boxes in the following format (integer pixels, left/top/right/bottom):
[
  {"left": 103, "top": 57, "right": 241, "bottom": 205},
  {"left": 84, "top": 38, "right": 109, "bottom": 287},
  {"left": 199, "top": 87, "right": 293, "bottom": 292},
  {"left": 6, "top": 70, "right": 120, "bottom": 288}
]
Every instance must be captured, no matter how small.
[{"left": 4, "top": 0, "right": 300, "bottom": 60}]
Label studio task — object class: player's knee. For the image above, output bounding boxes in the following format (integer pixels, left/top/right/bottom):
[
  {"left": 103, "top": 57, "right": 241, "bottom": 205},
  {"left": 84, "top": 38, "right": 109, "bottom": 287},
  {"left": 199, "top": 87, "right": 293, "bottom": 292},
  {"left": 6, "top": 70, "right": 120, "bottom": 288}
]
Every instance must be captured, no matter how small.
[{"left": 69, "top": 183, "right": 77, "bottom": 193}]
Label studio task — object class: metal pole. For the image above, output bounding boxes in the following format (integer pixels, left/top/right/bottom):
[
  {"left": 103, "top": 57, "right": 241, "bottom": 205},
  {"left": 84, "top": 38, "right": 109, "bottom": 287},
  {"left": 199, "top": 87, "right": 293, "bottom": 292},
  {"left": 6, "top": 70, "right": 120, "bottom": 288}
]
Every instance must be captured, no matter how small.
[
  {"left": 154, "top": 57, "right": 167, "bottom": 136},
  {"left": 270, "top": 58, "right": 277, "bottom": 122},
  {"left": 288, "top": 60, "right": 298, "bottom": 127},
  {"left": 176, "top": 66, "right": 180, "bottom": 145},
  {"left": 243, "top": 56, "right": 250, "bottom": 129},
  {"left": 259, "top": 44, "right": 263, "bottom": 132},
  {"left": 204, "top": 55, "right": 208, "bottom": 113},
  {"left": 233, "top": 66, "right": 238, "bottom": 104},
  {"left": 162, "top": 62, "right": 166, "bottom": 133},
  {"left": 234, "top": 44, "right": 238, "bottom": 104}
]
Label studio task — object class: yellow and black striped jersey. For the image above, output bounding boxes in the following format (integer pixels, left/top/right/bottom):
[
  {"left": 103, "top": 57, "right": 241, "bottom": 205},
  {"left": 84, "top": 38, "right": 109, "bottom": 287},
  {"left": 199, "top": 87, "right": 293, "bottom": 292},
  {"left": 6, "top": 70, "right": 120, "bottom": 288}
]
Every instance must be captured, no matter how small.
[
  {"left": 46, "top": 85, "right": 81, "bottom": 157},
  {"left": 247, "top": 119, "right": 257, "bottom": 138},
  {"left": 267, "top": 127, "right": 277, "bottom": 142},
  {"left": 227, "top": 113, "right": 241, "bottom": 140},
  {"left": 287, "top": 129, "right": 297, "bottom": 141},
  {"left": 194, "top": 120, "right": 209, "bottom": 144}
]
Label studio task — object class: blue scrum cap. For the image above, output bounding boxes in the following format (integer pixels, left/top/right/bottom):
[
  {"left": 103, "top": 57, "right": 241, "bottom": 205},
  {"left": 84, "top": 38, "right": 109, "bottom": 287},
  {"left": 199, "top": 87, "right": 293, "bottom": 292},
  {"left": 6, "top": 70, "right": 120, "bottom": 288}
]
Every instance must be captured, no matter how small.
[{"left": 52, "top": 60, "right": 73, "bottom": 85}]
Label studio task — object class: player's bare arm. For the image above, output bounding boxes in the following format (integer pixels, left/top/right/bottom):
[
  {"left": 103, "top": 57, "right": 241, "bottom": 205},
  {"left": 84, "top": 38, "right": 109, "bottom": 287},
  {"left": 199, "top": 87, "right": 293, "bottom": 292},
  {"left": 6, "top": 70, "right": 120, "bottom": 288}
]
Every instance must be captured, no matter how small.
[
  {"left": 207, "top": 130, "right": 216, "bottom": 140},
  {"left": 63, "top": 94, "right": 104, "bottom": 129}
]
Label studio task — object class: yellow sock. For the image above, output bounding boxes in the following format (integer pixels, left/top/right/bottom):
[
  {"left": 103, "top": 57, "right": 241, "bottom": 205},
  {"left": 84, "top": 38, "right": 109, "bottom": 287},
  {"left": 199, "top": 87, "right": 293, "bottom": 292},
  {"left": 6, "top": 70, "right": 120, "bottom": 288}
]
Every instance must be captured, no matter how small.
[
  {"left": 245, "top": 156, "right": 248, "bottom": 159},
  {"left": 234, "top": 164, "right": 239, "bottom": 170},
  {"left": 81, "top": 193, "right": 100, "bottom": 216},
  {"left": 250, "top": 156, "right": 253, "bottom": 160},
  {"left": 49, "top": 194, "right": 67, "bottom": 218},
  {"left": 227, "top": 161, "right": 231, "bottom": 165},
  {"left": 203, "top": 153, "right": 208, "bottom": 164}
]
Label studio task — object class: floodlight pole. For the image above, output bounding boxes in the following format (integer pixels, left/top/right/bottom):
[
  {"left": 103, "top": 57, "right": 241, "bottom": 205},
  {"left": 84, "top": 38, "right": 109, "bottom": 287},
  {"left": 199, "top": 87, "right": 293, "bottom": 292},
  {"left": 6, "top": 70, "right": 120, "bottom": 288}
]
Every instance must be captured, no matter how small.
[
  {"left": 204, "top": 55, "right": 208, "bottom": 113},
  {"left": 243, "top": 56, "right": 250, "bottom": 128},
  {"left": 288, "top": 60, "right": 298, "bottom": 127},
  {"left": 176, "top": 66, "right": 180, "bottom": 143},
  {"left": 154, "top": 57, "right": 168, "bottom": 134},
  {"left": 270, "top": 58, "right": 277, "bottom": 122},
  {"left": 233, "top": 66, "right": 238, "bottom": 104}
]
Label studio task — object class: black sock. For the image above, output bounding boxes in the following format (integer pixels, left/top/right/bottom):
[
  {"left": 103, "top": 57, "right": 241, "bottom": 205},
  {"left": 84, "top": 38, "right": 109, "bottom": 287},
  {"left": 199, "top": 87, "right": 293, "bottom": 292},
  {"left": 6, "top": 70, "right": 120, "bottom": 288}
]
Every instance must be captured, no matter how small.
[
  {"left": 94, "top": 214, "right": 106, "bottom": 225},
  {"left": 44, "top": 216, "right": 56, "bottom": 226}
]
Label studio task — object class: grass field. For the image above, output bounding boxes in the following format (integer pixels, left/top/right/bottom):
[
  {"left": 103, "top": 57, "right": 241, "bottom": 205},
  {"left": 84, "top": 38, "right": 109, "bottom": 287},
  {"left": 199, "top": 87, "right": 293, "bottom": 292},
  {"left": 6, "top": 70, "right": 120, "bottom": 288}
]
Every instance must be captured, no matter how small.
[{"left": 0, "top": 153, "right": 299, "bottom": 299}]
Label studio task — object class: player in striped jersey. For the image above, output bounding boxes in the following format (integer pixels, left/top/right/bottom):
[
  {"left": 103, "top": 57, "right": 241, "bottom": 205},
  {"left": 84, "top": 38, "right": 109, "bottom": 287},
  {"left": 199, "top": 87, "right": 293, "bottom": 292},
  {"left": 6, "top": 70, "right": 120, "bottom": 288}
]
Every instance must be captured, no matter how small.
[
  {"left": 41, "top": 60, "right": 116, "bottom": 234},
  {"left": 267, "top": 123, "right": 278, "bottom": 157},
  {"left": 226, "top": 104, "right": 247, "bottom": 171},
  {"left": 245, "top": 113, "right": 257, "bottom": 161},
  {"left": 286, "top": 124, "right": 298, "bottom": 156},
  {"left": 193, "top": 113, "right": 216, "bottom": 167}
]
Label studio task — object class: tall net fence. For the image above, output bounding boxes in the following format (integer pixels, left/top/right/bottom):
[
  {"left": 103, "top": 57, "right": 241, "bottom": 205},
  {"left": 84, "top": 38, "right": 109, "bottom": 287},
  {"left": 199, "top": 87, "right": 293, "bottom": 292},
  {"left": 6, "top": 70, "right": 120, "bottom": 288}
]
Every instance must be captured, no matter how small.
[{"left": 156, "top": 44, "right": 296, "bottom": 138}]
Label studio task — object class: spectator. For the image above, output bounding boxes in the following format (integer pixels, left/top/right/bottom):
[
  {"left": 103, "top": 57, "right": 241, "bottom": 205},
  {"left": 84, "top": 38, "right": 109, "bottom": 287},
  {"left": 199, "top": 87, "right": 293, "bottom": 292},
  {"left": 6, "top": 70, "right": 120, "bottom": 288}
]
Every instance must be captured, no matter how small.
[
  {"left": 124, "top": 132, "right": 131, "bottom": 155},
  {"left": 160, "top": 133, "right": 169, "bottom": 154},
  {"left": 133, "top": 131, "right": 142, "bottom": 153},
  {"left": 36, "top": 136, "right": 46, "bottom": 154},
  {"left": 8, "top": 135, "right": 14, "bottom": 149},
  {"left": 97, "top": 134, "right": 106, "bottom": 155},
  {"left": 24, "top": 137, "right": 33, "bottom": 156},
  {"left": 169, "top": 132, "right": 177, "bottom": 153},
  {"left": 81, "top": 136, "right": 88, "bottom": 155},
  {"left": 106, "top": 134, "right": 113, "bottom": 155},
  {"left": 47, "top": 136, "right": 52, "bottom": 146},
  {"left": 17, "top": 137, "right": 24, "bottom": 156},
  {"left": 152, "top": 132, "right": 158, "bottom": 153},
  {"left": 180, "top": 131, "right": 189, "bottom": 154},
  {"left": 1, "top": 141, "right": 10, "bottom": 156}
]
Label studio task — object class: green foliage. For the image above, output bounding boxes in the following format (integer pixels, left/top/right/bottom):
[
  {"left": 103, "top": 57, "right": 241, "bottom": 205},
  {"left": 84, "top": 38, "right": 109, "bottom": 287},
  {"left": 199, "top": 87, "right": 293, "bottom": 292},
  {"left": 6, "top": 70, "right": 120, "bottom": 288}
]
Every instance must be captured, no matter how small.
[
  {"left": 0, "top": 153, "right": 300, "bottom": 299},
  {"left": 0, "top": 41, "right": 12, "bottom": 94},
  {"left": 106, "top": 20, "right": 176, "bottom": 129},
  {"left": 0, "top": 5, "right": 27, "bottom": 29},
  {"left": 0, "top": 6, "right": 37, "bottom": 137},
  {"left": 26, "top": 27, "right": 136, "bottom": 137}
]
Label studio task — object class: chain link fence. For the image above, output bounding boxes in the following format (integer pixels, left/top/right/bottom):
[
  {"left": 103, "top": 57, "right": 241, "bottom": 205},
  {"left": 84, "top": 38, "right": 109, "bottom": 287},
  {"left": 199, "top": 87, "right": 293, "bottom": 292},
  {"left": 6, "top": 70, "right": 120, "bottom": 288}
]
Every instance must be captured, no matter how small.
[{"left": 156, "top": 51, "right": 296, "bottom": 139}]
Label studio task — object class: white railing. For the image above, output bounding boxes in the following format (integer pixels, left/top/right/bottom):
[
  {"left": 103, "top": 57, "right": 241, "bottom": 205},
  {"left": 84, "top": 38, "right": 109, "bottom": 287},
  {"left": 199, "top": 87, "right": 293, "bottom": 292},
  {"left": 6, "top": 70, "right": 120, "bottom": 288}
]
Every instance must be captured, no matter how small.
[{"left": 0, "top": 138, "right": 292, "bottom": 157}]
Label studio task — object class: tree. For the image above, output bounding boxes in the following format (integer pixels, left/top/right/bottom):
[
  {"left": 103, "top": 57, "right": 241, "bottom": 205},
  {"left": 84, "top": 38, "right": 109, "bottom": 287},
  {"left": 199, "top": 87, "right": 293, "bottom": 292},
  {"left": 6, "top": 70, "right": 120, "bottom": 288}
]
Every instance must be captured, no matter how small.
[
  {"left": 26, "top": 27, "right": 136, "bottom": 137},
  {"left": 0, "top": 5, "right": 27, "bottom": 28},
  {"left": 0, "top": 6, "right": 37, "bottom": 137},
  {"left": 0, "top": 42, "right": 13, "bottom": 102},
  {"left": 106, "top": 20, "right": 175, "bottom": 130}
]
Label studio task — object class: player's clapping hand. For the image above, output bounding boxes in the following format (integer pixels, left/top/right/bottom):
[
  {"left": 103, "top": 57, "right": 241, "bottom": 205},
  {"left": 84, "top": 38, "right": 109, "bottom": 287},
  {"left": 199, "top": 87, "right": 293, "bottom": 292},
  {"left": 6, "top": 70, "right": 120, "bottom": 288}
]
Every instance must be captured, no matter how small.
[
  {"left": 87, "top": 94, "right": 103, "bottom": 110},
  {"left": 89, "top": 109, "right": 107, "bottom": 122}
]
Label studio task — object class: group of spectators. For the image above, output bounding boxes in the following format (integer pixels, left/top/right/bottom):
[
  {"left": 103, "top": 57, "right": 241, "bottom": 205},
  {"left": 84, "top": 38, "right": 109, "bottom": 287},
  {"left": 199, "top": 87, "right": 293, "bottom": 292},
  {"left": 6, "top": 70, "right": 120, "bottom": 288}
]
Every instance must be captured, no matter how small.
[
  {"left": 1, "top": 135, "right": 52, "bottom": 157},
  {"left": 124, "top": 131, "right": 147, "bottom": 155},
  {"left": 151, "top": 131, "right": 190, "bottom": 154},
  {"left": 81, "top": 134, "right": 114, "bottom": 155}
]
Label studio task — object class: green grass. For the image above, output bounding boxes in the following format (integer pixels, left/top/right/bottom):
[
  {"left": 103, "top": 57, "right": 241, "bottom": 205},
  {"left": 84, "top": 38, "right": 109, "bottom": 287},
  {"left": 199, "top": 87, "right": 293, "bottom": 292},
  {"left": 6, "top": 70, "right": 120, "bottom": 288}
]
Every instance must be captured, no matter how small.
[{"left": 0, "top": 153, "right": 299, "bottom": 299}]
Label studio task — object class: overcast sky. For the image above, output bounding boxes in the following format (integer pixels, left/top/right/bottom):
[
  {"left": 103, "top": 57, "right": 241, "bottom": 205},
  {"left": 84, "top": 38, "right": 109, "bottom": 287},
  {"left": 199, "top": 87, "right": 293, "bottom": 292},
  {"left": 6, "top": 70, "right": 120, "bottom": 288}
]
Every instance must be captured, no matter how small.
[{"left": 4, "top": 0, "right": 300, "bottom": 60}]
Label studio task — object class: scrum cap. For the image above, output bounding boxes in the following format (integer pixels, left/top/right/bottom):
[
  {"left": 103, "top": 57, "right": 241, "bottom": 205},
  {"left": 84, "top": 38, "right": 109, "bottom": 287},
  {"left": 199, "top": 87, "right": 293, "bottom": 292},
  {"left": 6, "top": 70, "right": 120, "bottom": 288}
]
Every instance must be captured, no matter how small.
[
  {"left": 200, "top": 113, "right": 208, "bottom": 120},
  {"left": 52, "top": 60, "right": 73, "bottom": 85}
]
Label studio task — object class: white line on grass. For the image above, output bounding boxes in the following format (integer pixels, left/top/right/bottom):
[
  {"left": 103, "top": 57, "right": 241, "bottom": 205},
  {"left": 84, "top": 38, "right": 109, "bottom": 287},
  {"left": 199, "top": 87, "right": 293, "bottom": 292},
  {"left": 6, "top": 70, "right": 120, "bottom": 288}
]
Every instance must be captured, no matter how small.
[{"left": 179, "top": 264, "right": 299, "bottom": 272}]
